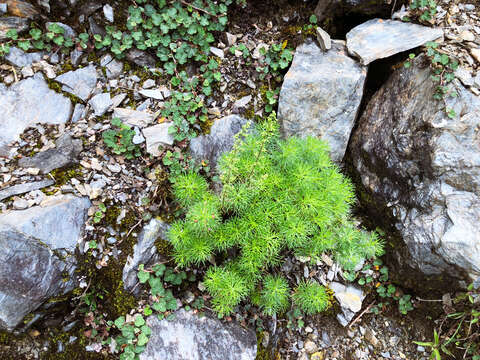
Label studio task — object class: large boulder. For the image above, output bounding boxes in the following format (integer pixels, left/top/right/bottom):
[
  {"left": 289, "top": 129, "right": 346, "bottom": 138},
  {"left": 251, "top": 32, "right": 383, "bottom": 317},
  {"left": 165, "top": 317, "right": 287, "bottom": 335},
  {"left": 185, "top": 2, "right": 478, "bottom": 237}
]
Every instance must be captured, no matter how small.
[
  {"left": 278, "top": 40, "right": 367, "bottom": 163},
  {"left": 350, "top": 55, "right": 480, "bottom": 283},
  {"left": 140, "top": 309, "right": 257, "bottom": 360},
  {"left": 0, "top": 73, "right": 72, "bottom": 157},
  {"left": 0, "top": 195, "right": 90, "bottom": 330}
]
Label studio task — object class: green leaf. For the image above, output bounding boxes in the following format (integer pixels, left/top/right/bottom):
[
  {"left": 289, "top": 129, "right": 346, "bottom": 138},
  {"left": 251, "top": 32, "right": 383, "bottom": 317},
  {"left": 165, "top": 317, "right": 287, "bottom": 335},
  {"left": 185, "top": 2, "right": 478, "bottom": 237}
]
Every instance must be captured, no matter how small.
[
  {"left": 134, "top": 315, "right": 145, "bottom": 327},
  {"left": 115, "top": 316, "right": 126, "bottom": 328},
  {"left": 137, "top": 333, "right": 149, "bottom": 346},
  {"left": 6, "top": 29, "right": 18, "bottom": 40}
]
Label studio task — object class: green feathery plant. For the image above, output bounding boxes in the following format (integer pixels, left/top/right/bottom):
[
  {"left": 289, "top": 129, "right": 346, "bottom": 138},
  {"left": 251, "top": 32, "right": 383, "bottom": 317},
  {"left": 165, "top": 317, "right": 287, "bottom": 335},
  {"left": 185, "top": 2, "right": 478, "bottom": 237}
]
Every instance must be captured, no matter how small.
[
  {"left": 293, "top": 280, "right": 330, "bottom": 315},
  {"left": 168, "top": 112, "right": 384, "bottom": 317}
]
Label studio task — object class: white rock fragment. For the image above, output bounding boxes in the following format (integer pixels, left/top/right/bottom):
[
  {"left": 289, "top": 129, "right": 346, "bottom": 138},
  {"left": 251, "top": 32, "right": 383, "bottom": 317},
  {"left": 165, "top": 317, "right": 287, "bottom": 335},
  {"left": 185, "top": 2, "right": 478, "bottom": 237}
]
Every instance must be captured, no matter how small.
[
  {"left": 316, "top": 26, "right": 331, "bottom": 51},
  {"left": 143, "top": 123, "right": 175, "bottom": 156}
]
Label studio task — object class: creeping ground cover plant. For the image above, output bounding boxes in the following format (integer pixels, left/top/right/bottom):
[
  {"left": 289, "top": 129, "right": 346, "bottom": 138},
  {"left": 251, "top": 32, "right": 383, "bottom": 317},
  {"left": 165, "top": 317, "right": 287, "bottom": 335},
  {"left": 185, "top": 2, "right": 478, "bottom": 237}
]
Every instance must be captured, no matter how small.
[{"left": 168, "top": 113, "right": 384, "bottom": 317}]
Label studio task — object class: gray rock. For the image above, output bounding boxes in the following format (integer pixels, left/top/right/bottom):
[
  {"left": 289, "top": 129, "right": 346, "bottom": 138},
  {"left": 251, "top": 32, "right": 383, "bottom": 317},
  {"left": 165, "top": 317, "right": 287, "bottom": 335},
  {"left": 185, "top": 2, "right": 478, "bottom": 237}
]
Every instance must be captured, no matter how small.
[
  {"left": 132, "top": 127, "right": 145, "bottom": 144},
  {"left": 126, "top": 49, "right": 156, "bottom": 68},
  {"left": 89, "top": 93, "right": 113, "bottom": 116},
  {"left": 278, "top": 40, "right": 367, "bottom": 163},
  {"left": 142, "top": 79, "right": 156, "bottom": 89},
  {"left": 350, "top": 55, "right": 480, "bottom": 281},
  {"left": 189, "top": 115, "right": 252, "bottom": 170},
  {"left": 233, "top": 95, "right": 252, "bottom": 109},
  {"left": 316, "top": 27, "right": 331, "bottom": 51},
  {"left": 0, "top": 73, "right": 72, "bottom": 156},
  {"left": 5, "top": 46, "right": 42, "bottom": 67},
  {"left": 143, "top": 123, "right": 175, "bottom": 156},
  {"left": 139, "top": 89, "right": 164, "bottom": 100},
  {"left": 0, "top": 17, "right": 29, "bottom": 41},
  {"left": 55, "top": 64, "right": 98, "bottom": 101},
  {"left": 113, "top": 108, "right": 154, "bottom": 128},
  {"left": 140, "top": 309, "right": 257, "bottom": 360},
  {"left": 106, "top": 59, "right": 123, "bottom": 79},
  {"left": 18, "top": 134, "right": 83, "bottom": 174},
  {"left": 70, "top": 49, "right": 83, "bottom": 67},
  {"left": 103, "top": 4, "right": 114, "bottom": 22},
  {"left": 123, "top": 219, "right": 169, "bottom": 294},
  {"left": 0, "top": 195, "right": 90, "bottom": 330},
  {"left": 46, "top": 22, "right": 76, "bottom": 39},
  {"left": 0, "top": 180, "right": 54, "bottom": 201},
  {"left": 71, "top": 103, "right": 86, "bottom": 123},
  {"left": 346, "top": 19, "right": 443, "bottom": 65}
]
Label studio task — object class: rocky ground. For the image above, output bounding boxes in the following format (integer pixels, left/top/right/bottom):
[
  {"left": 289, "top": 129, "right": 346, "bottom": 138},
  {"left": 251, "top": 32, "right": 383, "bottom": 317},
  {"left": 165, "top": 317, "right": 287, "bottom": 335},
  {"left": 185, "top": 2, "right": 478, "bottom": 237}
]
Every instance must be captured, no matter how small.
[{"left": 0, "top": 0, "right": 479, "bottom": 359}]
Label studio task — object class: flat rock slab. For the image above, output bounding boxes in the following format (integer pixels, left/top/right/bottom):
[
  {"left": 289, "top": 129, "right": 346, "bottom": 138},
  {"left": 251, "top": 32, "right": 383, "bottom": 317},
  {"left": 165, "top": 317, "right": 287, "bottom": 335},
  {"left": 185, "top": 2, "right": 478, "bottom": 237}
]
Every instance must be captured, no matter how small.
[
  {"left": 140, "top": 309, "right": 257, "bottom": 360},
  {"left": 0, "top": 73, "right": 72, "bottom": 156},
  {"left": 0, "top": 179, "right": 54, "bottom": 201},
  {"left": 89, "top": 93, "right": 112, "bottom": 116},
  {"left": 0, "top": 195, "right": 90, "bottom": 330},
  {"left": 18, "top": 133, "right": 83, "bottom": 174},
  {"left": 278, "top": 40, "right": 367, "bottom": 163},
  {"left": 5, "top": 46, "right": 42, "bottom": 67},
  {"left": 346, "top": 18, "right": 443, "bottom": 65},
  {"left": 113, "top": 108, "right": 154, "bottom": 128},
  {"left": 55, "top": 64, "right": 97, "bottom": 101}
]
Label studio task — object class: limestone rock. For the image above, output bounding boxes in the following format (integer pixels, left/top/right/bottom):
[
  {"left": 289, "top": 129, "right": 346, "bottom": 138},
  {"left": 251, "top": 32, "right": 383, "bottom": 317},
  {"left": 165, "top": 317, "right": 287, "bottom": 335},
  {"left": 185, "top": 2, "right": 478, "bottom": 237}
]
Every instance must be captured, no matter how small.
[
  {"left": 346, "top": 19, "right": 443, "bottom": 65},
  {"left": 140, "top": 309, "right": 257, "bottom": 360},
  {"left": 123, "top": 219, "right": 170, "bottom": 294},
  {"left": 0, "top": 195, "right": 90, "bottom": 330},
  {"left": 189, "top": 115, "right": 252, "bottom": 170},
  {"left": 89, "top": 93, "right": 113, "bottom": 116},
  {"left": 113, "top": 108, "right": 154, "bottom": 128},
  {"left": 278, "top": 40, "right": 367, "bottom": 163},
  {"left": 143, "top": 123, "right": 175, "bottom": 156},
  {"left": 18, "top": 134, "right": 83, "bottom": 174},
  {"left": 0, "top": 73, "right": 72, "bottom": 156},
  {"left": 316, "top": 27, "right": 331, "bottom": 51},
  {"left": 350, "top": 55, "right": 480, "bottom": 282},
  {"left": 55, "top": 64, "right": 98, "bottom": 101},
  {"left": 4, "top": 46, "right": 42, "bottom": 67}
]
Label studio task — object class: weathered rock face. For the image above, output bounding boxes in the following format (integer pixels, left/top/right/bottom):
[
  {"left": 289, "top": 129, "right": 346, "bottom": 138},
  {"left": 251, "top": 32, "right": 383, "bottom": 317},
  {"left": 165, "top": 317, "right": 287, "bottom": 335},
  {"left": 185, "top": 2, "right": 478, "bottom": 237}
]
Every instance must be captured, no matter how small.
[
  {"left": 140, "top": 309, "right": 257, "bottom": 360},
  {"left": 346, "top": 19, "right": 444, "bottom": 65},
  {"left": 350, "top": 55, "right": 480, "bottom": 282},
  {"left": 189, "top": 115, "right": 251, "bottom": 169},
  {"left": 0, "top": 73, "right": 72, "bottom": 156},
  {"left": 278, "top": 40, "right": 367, "bottom": 163},
  {"left": 123, "top": 219, "right": 170, "bottom": 295},
  {"left": 0, "top": 195, "right": 90, "bottom": 330}
]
